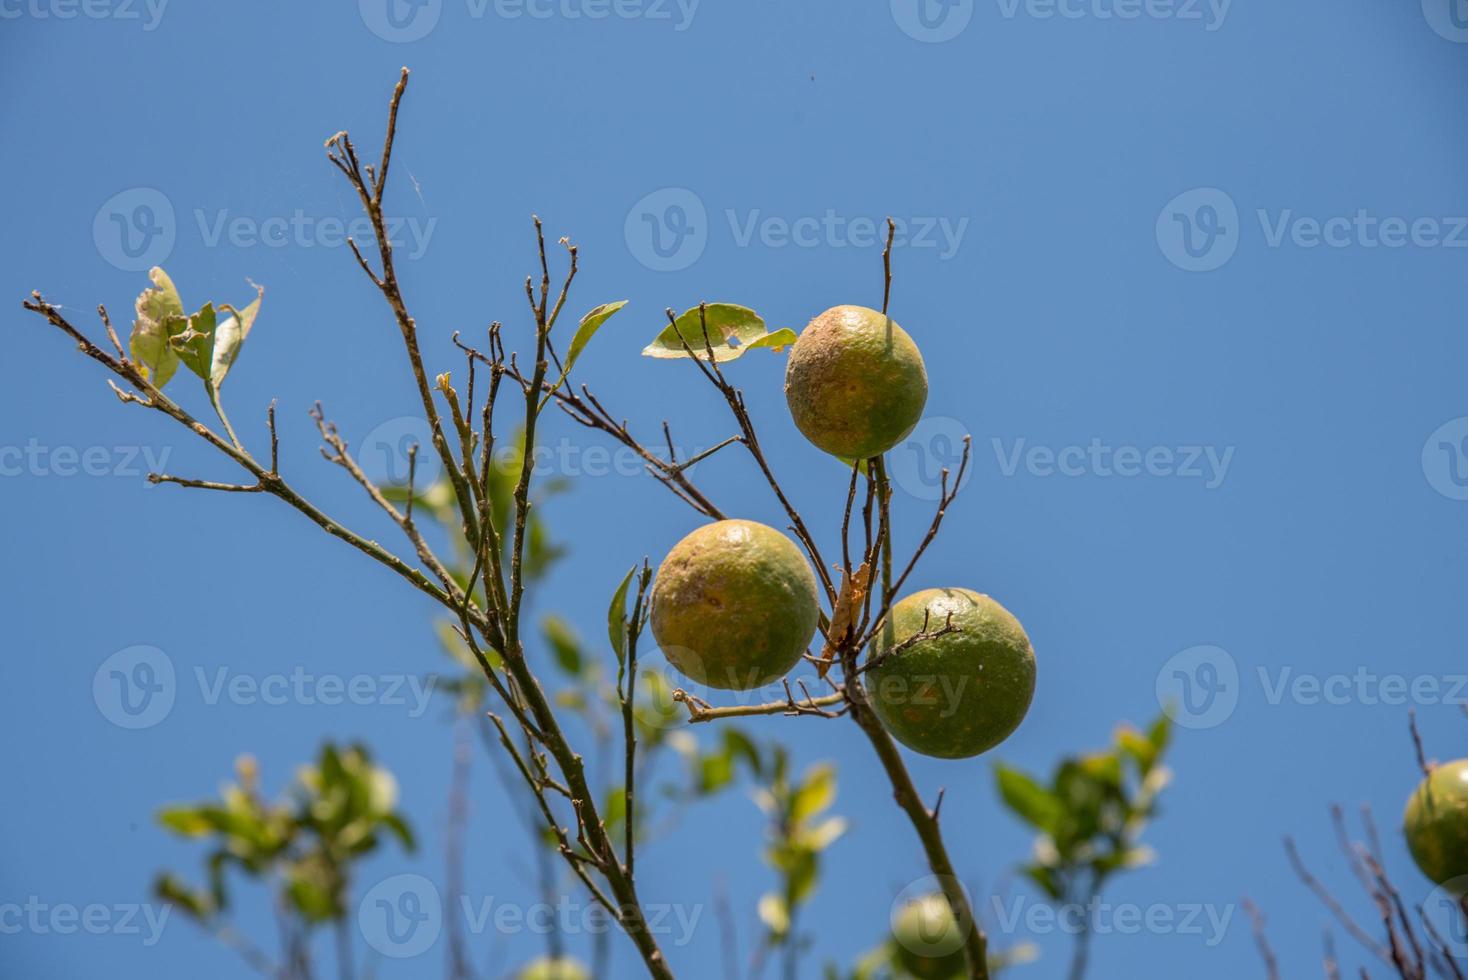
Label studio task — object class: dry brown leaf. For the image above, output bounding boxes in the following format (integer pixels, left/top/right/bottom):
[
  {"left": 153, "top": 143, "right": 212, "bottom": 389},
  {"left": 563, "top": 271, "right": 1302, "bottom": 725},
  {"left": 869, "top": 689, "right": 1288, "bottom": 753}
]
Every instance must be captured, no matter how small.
[{"left": 817, "top": 561, "right": 872, "bottom": 679}]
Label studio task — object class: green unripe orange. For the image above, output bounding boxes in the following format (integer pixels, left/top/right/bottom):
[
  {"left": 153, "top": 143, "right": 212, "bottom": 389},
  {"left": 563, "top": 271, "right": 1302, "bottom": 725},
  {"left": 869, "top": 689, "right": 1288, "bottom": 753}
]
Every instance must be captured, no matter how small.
[
  {"left": 1404, "top": 759, "right": 1468, "bottom": 889},
  {"left": 865, "top": 589, "right": 1036, "bottom": 760},
  {"left": 890, "top": 894, "right": 966, "bottom": 979},
  {"left": 650, "top": 519, "right": 820, "bottom": 691},
  {"left": 516, "top": 957, "right": 590, "bottom": 980},
  {"left": 784, "top": 305, "right": 928, "bottom": 460}
]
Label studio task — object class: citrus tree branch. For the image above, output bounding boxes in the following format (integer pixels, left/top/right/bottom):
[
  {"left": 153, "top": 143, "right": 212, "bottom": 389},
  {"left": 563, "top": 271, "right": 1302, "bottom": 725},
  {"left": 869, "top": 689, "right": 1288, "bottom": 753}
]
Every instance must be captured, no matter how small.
[
  {"left": 20, "top": 295, "right": 482, "bottom": 633},
  {"left": 672, "top": 683, "right": 847, "bottom": 724},
  {"left": 325, "top": 68, "right": 485, "bottom": 572}
]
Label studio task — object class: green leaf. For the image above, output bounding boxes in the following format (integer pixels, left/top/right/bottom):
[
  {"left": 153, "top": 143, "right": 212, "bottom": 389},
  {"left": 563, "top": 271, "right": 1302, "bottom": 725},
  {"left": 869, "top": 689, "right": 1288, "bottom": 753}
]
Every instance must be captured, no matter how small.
[
  {"left": 156, "top": 806, "right": 215, "bottom": 837},
  {"left": 697, "top": 749, "right": 736, "bottom": 796},
  {"left": 991, "top": 942, "right": 1041, "bottom": 971},
  {"left": 129, "top": 316, "right": 180, "bottom": 388},
  {"left": 129, "top": 267, "right": 185, "bottom": 388},
  {"left": 757, "top": 892, "right": 790, "bottom": 938},
  {"left": 137, "top": 266, "right": 183, "bottom": 322},
  {"left": 1077, "top": 750, "right": 1124, "bottom": 788},
  {"left": 1021, "top": 863, "right": 1063, "bottom": 900},
  {"left": 802, "top": 815, "right": 847, "bottom": 852},
  {"left": 791, "top": 763, "right": 837, "bottom": 823},
  {"left": 170, "top": 302, "right": 218, "bottom": 381},
  {"left": 743, "top": 327, "right": 797, "bottom": 353},
  {"left": 1115, "top": 725, "right": 1157, "bottom": 775},
  {"left": 994, "top": 764, "right": 1063, "bottom": 833},
  {"left": 1147, "top": 712, "right": 1172, "bottom": 754},
  {"left": 543, "top": 300, "right": 627, "bottom": 407},
  {"left": 641, "top": 304, "right": 793, "bottom": 362},
  {"left": 286, "top": 872, "right": 338, "bottom": 923},
  {"left": 154, "top": 873, "right": 214, "bottom": 919},
  {"left": 721, "top": 728, "right": 762, "bottom": 779},
  {"left": 851, "top": 944, "right": 894, "bottom": 980},
  {"left": 607, "top": 565, "right": 637, "bottom": 665},
  {"left": 380, "top": 813, "right": 416, "bottom": 852},
  {"left": 784, "top": 846, "right": 819, "bottom": 904},
  {"left": 210, "top": 281, "right": 264, "bottom": 388},
  {"left": 603, "top": 786, "right": 627, "bottom": 839},
  {"left": 541, "top": 614, "right": 583, "bottom": 676}
]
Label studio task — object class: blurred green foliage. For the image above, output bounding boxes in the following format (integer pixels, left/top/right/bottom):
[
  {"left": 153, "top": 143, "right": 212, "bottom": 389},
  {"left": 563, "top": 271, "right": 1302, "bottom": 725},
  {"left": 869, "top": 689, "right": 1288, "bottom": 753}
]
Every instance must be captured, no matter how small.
[{"left": 154, "top": 744, "right": 412, "bottom": 927}]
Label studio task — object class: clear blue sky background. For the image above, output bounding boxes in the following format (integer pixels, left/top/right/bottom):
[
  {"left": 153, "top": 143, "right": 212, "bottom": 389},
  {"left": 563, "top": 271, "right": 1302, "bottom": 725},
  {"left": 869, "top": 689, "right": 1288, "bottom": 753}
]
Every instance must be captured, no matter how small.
[{"left": 4, "top": 1, "right": 1467, "bottom": 977}]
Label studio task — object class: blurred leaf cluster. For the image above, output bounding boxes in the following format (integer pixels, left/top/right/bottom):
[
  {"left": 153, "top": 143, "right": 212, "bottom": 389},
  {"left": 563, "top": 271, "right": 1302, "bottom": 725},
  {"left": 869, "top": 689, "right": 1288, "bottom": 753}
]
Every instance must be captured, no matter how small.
[
  {"left": 154, "top": 744, "right": 412, "bottom": 927},
  {"left": 994, "top": 714, "right": 1173, "bottom": 908},
  {"left": 745, "top": 745, "right": 847, "bottom": 952}
]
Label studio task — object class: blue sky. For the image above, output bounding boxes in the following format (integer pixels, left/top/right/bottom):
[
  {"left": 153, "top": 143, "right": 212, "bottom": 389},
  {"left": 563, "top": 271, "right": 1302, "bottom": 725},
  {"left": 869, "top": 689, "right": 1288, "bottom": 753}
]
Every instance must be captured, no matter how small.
[{"left": 3, "top": 1, "right": 1468, "bottom": 977}]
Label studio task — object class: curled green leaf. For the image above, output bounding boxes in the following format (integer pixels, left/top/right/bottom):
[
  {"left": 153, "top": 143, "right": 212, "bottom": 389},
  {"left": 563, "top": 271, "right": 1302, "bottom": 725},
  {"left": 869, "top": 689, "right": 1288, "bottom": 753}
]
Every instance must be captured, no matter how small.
[
  {"left": 542, "top": 299, "right": 626, "bottom": 408},
  {"left": 642, "top": 303, "right": 795, "bottom": 362},
  {"left": 211, "top": 281, "right": 264, "bottom": 388},
  {"left": 129, "top": 267, "right": 184, "bottom": 388},
  {"left": 607, "top": 564, "right": 637, "bottom": 665}
]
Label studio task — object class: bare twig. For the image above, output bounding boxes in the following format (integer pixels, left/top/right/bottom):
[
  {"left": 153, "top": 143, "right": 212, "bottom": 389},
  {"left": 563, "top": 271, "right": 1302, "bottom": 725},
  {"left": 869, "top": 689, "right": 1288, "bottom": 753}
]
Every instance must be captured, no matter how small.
[
  {"left": 1285, "top": 836, "right": 1393, "bottom": 965},
  {"left": 1244, "top": 899, "right": 1281, "bottom": 980},
  {"left": 672, "top": 685, "right": 846, "bottom": 724}
]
